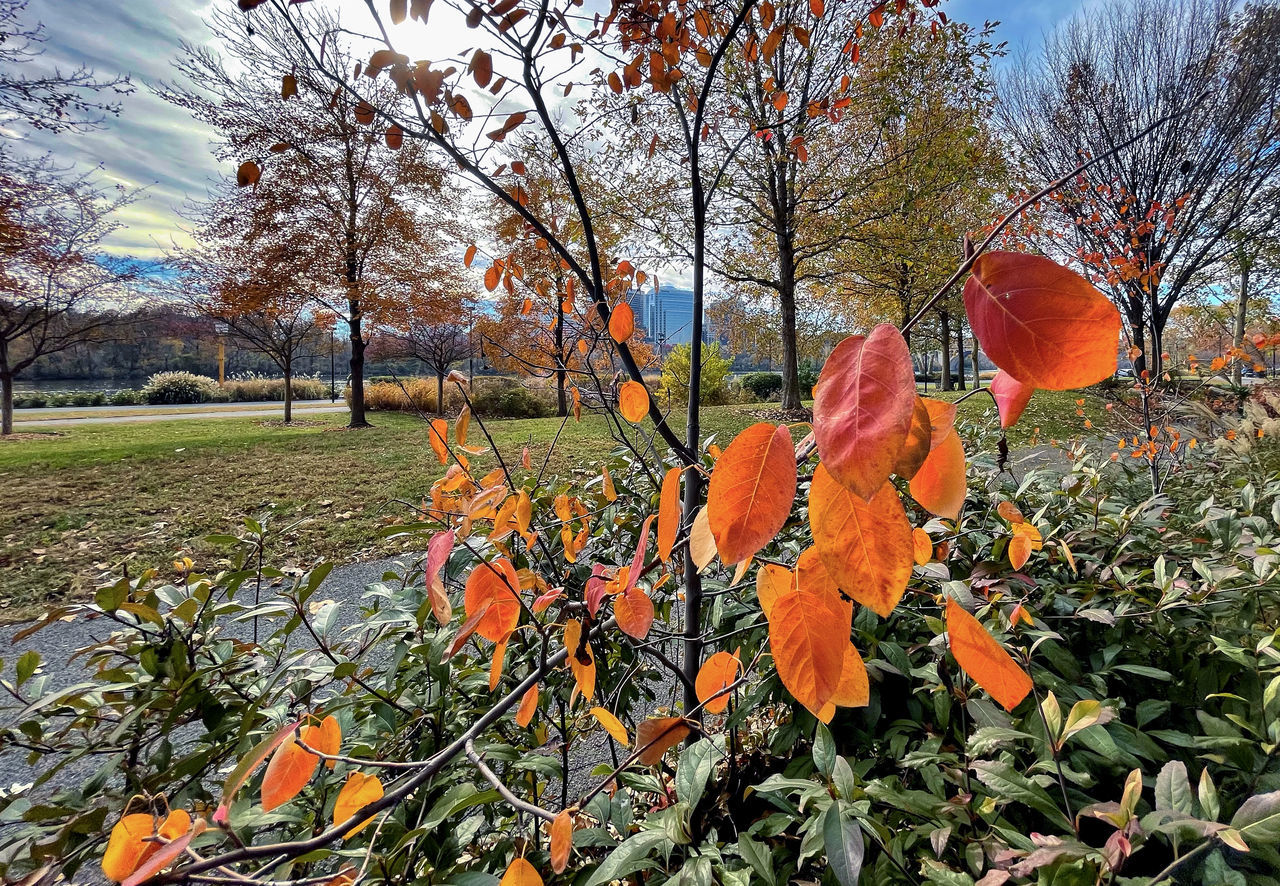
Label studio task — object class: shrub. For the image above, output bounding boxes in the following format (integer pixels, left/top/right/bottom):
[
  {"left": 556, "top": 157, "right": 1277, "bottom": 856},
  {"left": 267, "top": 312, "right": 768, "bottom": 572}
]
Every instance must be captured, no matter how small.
[
  {"left": 45, "top": 393, "right": 71, "bottom": 407},
  {"left": 68, "top": 391, "right": 105, "bottom": 407},
  {"left": 741, "top": 371, "right": 783, "bottom": 401},
  {"left": 797, "top": 360, "right": 820, "bottom": 397},
  {"left": 469, "top": 380, "right": 554, "bottom": 418},
  {"left": 107, "top": 389, "right": 143, "bottom": 406},
  {"left": 658, "top": 341, "right": 732, "bottom": 405},
  {"left": 222, "top": 375, "right": 329, "bottom": 402},
  {"left": 356, "top": 378, "right": 461, "bottom": 414},
  {"left": 12, "top": 394, "right": 46, "bottom": 408},
  {"left": 141, "top": 371, "right": 222, "bottom": 405}
]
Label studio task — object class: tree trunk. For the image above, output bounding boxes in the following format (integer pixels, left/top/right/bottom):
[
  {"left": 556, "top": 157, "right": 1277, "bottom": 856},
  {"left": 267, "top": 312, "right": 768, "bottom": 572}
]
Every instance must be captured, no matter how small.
[
  {"left": 971, "top": 332, "right": 981, "bottom": 388},
  {"left": 283, "top": 358, "right": 293, "bottom": 424},
  {"left": 1233, "top": 257, "right": 1250, "bottom": 387},
  {"left": 437, "top": 370, "right": 446, "bottom": 417},
  {"left": 1, "top": 373, "right": 12, "bottom": 437},
  {"left": 774, "top": 222, "right": 801, "bottom": 411},
  {"left": 940, "top": 311, "right": 953, "bottom": 392},
  {"left": 955, "top": 322, "right": 967, "bottom": 391},
  {"left": 347, "top": 310, "right": 370, "bottom": 428},
  {"left": 682, "top": 165, "right": 708, "bottom": 736},
  {"left": 555, "top": 297, "right": 567, "bottom": 417}
]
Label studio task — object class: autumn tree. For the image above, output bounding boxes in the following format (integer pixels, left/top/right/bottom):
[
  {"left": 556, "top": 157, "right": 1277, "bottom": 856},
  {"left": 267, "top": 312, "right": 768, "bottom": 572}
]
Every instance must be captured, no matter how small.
[
  {"left": 157, "top": 5, "right": 459, "bottom": 428},
  {"left": 0, "top": 153, "right": 138, "bottom": 434},
  {"left": 997, "top": 0, "right": 1280, "bottom": 380},
  {"left": 172, "top": 185, "right": 323, "bottom": 423}
]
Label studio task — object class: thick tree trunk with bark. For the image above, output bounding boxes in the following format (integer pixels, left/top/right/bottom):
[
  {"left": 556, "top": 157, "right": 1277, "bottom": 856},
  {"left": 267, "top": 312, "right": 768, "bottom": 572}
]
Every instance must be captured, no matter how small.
[
  {"left": 773, "top": 202, "right": 802, "bottom": 411},
  {"left": 283, "top": 357, "right": 293, "bottom": 424},
  {"left": 555, "top": 300, "right": 567, "bottom": 417},
  {"left": 971, "top": 333, "right": 981, "bottom": 388},
  {"left": 1, "top": 372, "right": 12, "bottom": 437},
  {"left": 954, "top": 322, "right": 966, "bottom": 391},
  {"left": 348, "top": 310, "right": 369, "bottom": 428}
]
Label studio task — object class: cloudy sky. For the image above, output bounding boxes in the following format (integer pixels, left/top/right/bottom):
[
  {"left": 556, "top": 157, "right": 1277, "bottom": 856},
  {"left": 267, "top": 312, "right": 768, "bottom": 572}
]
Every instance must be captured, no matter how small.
[{"left": 18, "top": 0, "right": 1096, "bottom": 262}]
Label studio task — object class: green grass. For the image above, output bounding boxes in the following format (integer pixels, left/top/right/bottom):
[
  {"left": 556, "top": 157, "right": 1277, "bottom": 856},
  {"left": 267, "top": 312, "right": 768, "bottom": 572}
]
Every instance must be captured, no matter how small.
[{"left": 0, "top": 390, "right": 1105, "bottom": 621}]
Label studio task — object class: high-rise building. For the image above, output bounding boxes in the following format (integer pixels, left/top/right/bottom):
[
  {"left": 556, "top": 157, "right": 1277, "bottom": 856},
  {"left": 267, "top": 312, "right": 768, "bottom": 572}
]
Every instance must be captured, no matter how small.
[{"left": 627, "top": 286, "right": 703, "bottom": 349}]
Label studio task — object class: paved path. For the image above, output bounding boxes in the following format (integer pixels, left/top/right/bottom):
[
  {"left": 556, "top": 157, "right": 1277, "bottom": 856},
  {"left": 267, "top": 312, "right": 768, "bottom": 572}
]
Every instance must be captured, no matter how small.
[{"left": 14, "top": 401, "right": 348, "bottom": 427}]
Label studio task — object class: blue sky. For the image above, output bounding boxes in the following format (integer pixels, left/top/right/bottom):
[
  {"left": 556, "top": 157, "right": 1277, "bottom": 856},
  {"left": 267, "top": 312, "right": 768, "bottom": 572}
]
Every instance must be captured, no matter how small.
[{"left": 16, "top": 0, "right": 1094, "bottom": 261}]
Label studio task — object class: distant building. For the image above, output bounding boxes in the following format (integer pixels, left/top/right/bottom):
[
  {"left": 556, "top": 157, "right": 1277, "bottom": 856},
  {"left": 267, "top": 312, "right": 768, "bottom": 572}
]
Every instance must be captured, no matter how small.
[{"left": 628, "top": 286, "right": 706, "bottom": 350}]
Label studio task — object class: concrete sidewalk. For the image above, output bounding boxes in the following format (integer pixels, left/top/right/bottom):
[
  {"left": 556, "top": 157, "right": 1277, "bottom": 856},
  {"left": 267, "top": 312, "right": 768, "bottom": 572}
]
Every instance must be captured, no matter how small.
[{"left": 14, "top": 400, "right": 348, "bottom": 427}]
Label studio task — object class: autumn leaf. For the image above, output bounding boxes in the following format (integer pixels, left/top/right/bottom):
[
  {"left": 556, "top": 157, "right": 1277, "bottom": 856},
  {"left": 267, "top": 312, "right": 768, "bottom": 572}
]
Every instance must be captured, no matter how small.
[
  {"left": 463, "top": 557, "right": 521, "bottom": 642},
  {"left": 1009, "top": 522, "right": 1043, "bottom": 570},
  {"left": 464, "top": 244, "right": 478, "bottom": 267},
  {"left": 912, "top": 528, "right": 932, "bottom": 566},
  {"left": 707, "top": 423, "right": 797, "bottom": 564},
  {"left": 768, "top": 588, "right": 848, "bottom": 713},
  {"left": 120, "top": 819, "right": 204, "bottom": 886},
  {"left": 656, "top": 466, "right": 681, "bottom": 562},
  {"left": 755, "top": 562, "right": 791, "bottom": 619},
  {"left": 614, "top": 587, "right": 654, "bottom": 639},
  {"left": 689, "top": 506, "right": 718, "bottom": 571},
  {"left": 909, "top": 429, "right": 966, "bottom": 520},
  {"left": 590, "top": 706, "right": 630, "bottom": 745},
  {"left": 429, "top": 418, "right": 450, "bottom": 465},
  {"left": 635, "top": 716, "right": 691, "bottom": 765},
  {"left": 102, "top": 814, "right": 158, "bottom": 882},
  {"left": 515, "top": 682, "right": 539, "bottom": 727},
  {"left": 564, "top": 618, "right": 595, "bottom": 702},
  {"left": 946, "top": 598, "right": 1032, "bottom": 712},
  {"left": 809, "top": 465, "right": 913, "bottom": 617},
  {"left": 425, "top": 529, "right": 454, "bottom": 625},
  {"left": 236, "top": 161, "right": 261, "bottom": 188},
  {"left": 281, "top": 73, "right": 297, "bottom": 100},
  {"left": 997, "top": 500, "right": 1025, "bottom": 523},
  {"left": 300, "top": 715, "right": 341, "bottom": 769},
  {"left": 214, "top": 719, "right": 300, "bottom": 824},
  {"left": 695, "top": 650, "right": 741, "bottom": 714},
  {"left": 490, "top": 637, "right": 508, "bottom": 690},
  {"left": 813, "top": 325, "right": 916, "bottom": 499},
  {"left": 385, "top": 124, "right": 403, "bottom": 150},
  {"left": 609, "top": 301, "right": 635, "bottom": 342},
  {"left": 550, "top": 809, "right": 573, "bottom": 874},
  {"left": 334, "top": 772, "right": 384, "bottom": 838},
  {"left": 988, "top": 370, "right": 1035, "bottom": 430},
  {"left": 262, "top": 734, "right": 320, "bottom": 811},
  {"left": 964, "top": 251, "right": 1121, "bottom": 389},
  {"left": 471, "top": 49, "right": 494, "bottom": 87},
  {"left": 922, "top": 398, "right": 957, "bottom": 445},
  {"left": 619, "top": 380, "right": 649, "bottom": 422},
  {"left": 500, "top": 857, "right": 543, "bottom": 886},
  {"left": 893, "top": 396, "right": 933, "bottom": 480}
]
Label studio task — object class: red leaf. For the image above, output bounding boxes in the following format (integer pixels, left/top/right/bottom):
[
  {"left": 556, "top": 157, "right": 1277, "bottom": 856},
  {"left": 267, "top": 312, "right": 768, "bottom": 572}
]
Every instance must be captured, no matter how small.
[
  {"left": 813, "top": 325, "right": 915, "bottom": 499},
  {"left": 989, "top": 370, "right": 1034, "bottom": 429}
]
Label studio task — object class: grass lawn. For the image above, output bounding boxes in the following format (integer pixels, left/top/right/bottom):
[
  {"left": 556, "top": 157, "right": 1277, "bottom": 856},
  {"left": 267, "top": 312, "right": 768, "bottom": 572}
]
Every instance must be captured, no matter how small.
[{"left": 0, "top": 389, "right": 1106, "bottom": 621}]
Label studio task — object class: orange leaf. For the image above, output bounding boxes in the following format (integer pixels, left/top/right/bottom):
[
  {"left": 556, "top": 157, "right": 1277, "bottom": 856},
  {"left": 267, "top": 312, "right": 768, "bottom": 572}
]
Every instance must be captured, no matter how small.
[
  {"left": 500, "top": 857, "right": 543, "bottom": 886},
  {"left": 102, "top": 814, "right": 157, "bottom": 882},
  {"left": 964, "top": 251, "right": 1121, "bottom": 389},
  {"left": 619, "top": 380, "right": 648, "bottom": 422},
  {"left": 809, "top": 465, "right": 912, "bottom": 617},
  {"left": 912, "top": 528, "right": 932, "bottom": 566},
  {"left": 989, "top": 370, "right": 1034, "bottom": 429},
  {"left": 1008, "top": 522, "right": 1043, "bottom": 571},
  {"left": 768, "top": 588, "right": 848, "bottom": 713},
  {"left": 262, "top": 735, "right": 319, "bottom": 811},
  {"left": 590, "top": 706, "right": 630, "bottom": 745},
  {"left": 464, "top": 244, "right": 478, "bottom": 267},
  {"left": 515, "top": 682, "right": 539, "bottom": 727},
  {"left": 996, "top": 501, "right": 1025, "bottom": 523},
  {"left": 635, "top": 716, "right": 691, "bottom": 765},
  {"left": 813, "top": 325, "right": 916, "bottom": 499},
  {"left": 601, "top": 465, "right": 617, "bottom": 501},
  {"left": 755, "top": 562, "right": 791, "bottom": 619},
  {"left": 550, "top": 810, "right": 573, "bottom": 874},
  {"left": 471, "top": 49, "right": 493, "bottom": 87},
  {"left": 300, "top": 715, "right": 341, "bottom": 769},
  {"left": 922, "top": 398, "right": 957, "bottom": 445},
  {"left": 214, "top": 719, "right": 300, "bottom": 824},
  {"left": 236, "top": 161, "right": 261, "bottom": 188},
  {"left": 695, "top": 650, "right": 741, "bottom": 714},
  {"left": 656, "top": 466, "right": 681, "bottom": 562},
  {"left": 429, "top": 418, "right": 450, "bottom": 465},
  {"left": 707, "top": 423, "right": 797, "bottom": 564},
  {"left": 564, "top": 618, "right": 596, "bottom": 702},
  {"left": 614, "top": 587, "right": 654, "bottom": 639},
  {"left": 456, "top": 406, "right": 471, "bottom": 444},
  {"left": 827, "top": 642, "right": 869, "bottom": 708},
  {"left": 385, "top": 124, "right": 403, "bottom": 149},
  {"left": 772, "top": 90, "right": 789, "bottom": 111},
  {"left": 795, "top": 546, "right": 851, "bottom": 624},
  {"left": 946, "top": 598, "right": 1032, "bottom": 712},
  {"left": 609, "top": 302, "right": 635, "bottom": 342},
  {"left": 909, "top": 429, "right": 966, "bottom": 519},
  {"left": 463, "top": 558, "right": 521, "bottom": 642},
  {"left": 893, "top": 396, "right": 933, "bottom": 479},
  {"left": 333, "top": 771, "right": 384, "bottom": 839},
  {"left": 120, "top": 819, "right": 203, "bottom": 886},
  {"left": 490, "top": 636, "right": 508, "bottom": 690}
]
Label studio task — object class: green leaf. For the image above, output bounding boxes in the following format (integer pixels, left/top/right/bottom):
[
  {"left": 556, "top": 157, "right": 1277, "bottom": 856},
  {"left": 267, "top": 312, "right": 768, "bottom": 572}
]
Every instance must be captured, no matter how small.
[
  {"left": 823, "top": 804, "right": 864, "bottom": 886},
  {"left": 1156, "top": 760, "right": 1194, "bottom": 815},
  {"left": 1231, "top": 791, "right": 1280, "bottom": 844},
  {"left": 737, "top": 834, "right": 775, "bottom": 886},
  {"left": 676, "top": 739, "right": 716, "bottom": 807},
  {"left": 970, "top": 760, "right": 1073, "bottom": 830},
  {"left": 423, "top": 784, "right": 501, "bottom": 829},
  {"left": 813, "top": 723, "right": 836, "bottom": 779},
  {"left": 15, "top": 651, "right": 39, "bottom": 686},
  {"left": 1199, "top": 768, "right": 1221, "bottom": 821},
  {"left": 584, "top": 829, "right": 669, "bottom": 886},
  {"left": 831, "top": 755, "right": 857, "bottom": 801}
]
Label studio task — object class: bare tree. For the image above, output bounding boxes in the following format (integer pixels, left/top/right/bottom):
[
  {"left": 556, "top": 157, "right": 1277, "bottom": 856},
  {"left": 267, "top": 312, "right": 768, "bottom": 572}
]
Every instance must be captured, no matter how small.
[
  {"left": 0, "top": 0, "right": 132, "bottom": 134},
  {"left": 998, "top": 0, "right": 1280, "bottom": 379}
]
